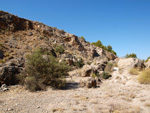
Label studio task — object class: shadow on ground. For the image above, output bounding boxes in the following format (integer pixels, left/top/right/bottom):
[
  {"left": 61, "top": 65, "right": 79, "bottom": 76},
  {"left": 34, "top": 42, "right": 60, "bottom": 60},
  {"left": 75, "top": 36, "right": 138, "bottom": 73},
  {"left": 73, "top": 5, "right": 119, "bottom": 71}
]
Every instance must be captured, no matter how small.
[{"left": 65, "top": 82, "right": 79, "bottom": 90}]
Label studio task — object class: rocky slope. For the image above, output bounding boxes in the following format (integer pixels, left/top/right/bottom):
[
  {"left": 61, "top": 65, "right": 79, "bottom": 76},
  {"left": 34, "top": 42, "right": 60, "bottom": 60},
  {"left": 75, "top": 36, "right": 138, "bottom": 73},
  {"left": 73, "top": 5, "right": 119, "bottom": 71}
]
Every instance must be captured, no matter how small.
[
  {"left": 0, "top": 10, "right": 116, "bottom": 86},
  {"left": 1, "top": 10, "right": 150, "bottom": 113}
]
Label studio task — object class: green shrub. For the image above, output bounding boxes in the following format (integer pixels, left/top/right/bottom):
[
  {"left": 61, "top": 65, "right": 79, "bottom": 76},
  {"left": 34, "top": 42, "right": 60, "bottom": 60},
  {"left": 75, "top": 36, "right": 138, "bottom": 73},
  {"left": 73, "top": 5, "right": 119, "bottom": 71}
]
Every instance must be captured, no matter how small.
[
  {"left": 17, "top": 48, "right": 70, "bottom": 91},
  {"left": 55, "top": 45, "right": 65, "bottom": 54},
  {"left": 92, "top": 40, "right": 117, "bottom": 55},
  {"left": 111, "top": 50, "right": 117, "bottom": 55},
  {"left": 107, "top": 45, "right": 112, "bottom": 52},
  {"left": 125, "top": 53, "right": 137, "bottom": 58},
  {"left": 80, "top": 36, "right": 85, "bottom": 41},
  {"left": 129, "top": 68, "right": 139, "bottom": 75},
  {"left": 92, "top": 40, "right": 103, "bottom": 48},
  {"left": 145, "top": 56, "right": 150, "bottom": 62},
  {"left": 75, "top": 58, "right": 84, "bottom": 68},
  {"left": 103, "top": 72, "right": 112, "bottom": 79},
  {"left": 138, "top": 69, "right": 150, "bottom": 84}
]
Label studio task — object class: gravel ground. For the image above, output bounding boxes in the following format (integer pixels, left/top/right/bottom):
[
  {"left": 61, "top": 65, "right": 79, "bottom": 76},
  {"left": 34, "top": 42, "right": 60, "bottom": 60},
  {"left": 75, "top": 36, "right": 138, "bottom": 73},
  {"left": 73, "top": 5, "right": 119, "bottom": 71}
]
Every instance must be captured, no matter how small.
[{"left": 1, "top": 70, "right": 150, "bottom": 113}]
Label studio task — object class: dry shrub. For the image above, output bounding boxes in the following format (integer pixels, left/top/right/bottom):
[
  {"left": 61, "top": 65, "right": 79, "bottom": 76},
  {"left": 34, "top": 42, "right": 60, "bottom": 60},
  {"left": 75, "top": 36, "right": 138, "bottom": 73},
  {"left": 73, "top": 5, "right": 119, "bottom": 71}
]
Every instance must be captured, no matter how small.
[
  {"left": 138, "top": 69, "right": 150, "bottom": 84},
  {"left": 104, "top": 62, "right": 114, "bottom": 73},
  {"left": 129, "top": 68, "right": 139, "bottom": 75}
]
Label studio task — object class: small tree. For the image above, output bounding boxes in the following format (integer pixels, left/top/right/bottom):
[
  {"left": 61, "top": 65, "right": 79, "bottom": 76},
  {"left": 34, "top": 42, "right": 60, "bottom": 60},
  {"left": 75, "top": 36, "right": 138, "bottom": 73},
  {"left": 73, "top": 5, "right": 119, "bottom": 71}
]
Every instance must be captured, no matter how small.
[
  {"left": 107, "top": 45, "right": 112, "bottom": 52},
  {"left": 125, "top": 53, "right": 137, "bottom": 58},
  {"left": 92, "top": 40, "right": 117, "bottom": 55},
  {"left": 80, "top": 36, "right": 85, "bottom": 41},
  {"left": 92, "top": 40, "right": 103, "bottom": 48},
  {"left": 17, "top": 48, "right": 70, "bottom": 91}
]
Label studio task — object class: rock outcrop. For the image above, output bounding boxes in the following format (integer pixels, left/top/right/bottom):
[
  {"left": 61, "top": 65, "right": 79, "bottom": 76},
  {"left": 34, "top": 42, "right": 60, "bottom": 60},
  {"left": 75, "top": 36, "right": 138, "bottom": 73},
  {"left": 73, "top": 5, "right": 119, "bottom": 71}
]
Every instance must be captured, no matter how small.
[
  {"left": 117, "top": 58, "right": 145, "bottom": 70},
  {"left": 80, "top": 57, "right": 107, "bottom": 77},
  {"left": 80, "top": 77, "right": 97, "bottom": 88},
  {"left": 0, "top": 61, "right": 23, "bottom": 86},
  {"left": 0, "top": 10, "right": 117, "bottom": 86}
]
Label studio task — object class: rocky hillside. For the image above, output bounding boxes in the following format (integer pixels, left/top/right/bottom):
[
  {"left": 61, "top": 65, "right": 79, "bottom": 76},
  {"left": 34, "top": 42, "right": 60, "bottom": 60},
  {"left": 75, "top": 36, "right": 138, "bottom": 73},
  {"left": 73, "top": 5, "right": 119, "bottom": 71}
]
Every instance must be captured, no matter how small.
[
  {"left": 1, "top": 11, "right": 150, "bottom": 113},
  {"left": 0, "top": 10, "right": 116, "bottom": 85}
]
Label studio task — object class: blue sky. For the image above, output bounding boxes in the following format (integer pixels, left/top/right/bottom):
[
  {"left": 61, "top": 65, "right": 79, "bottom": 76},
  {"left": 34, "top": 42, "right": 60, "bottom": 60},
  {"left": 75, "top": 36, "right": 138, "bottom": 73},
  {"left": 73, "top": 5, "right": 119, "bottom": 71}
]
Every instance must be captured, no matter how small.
[{"left": 1, "top": 0, "right": 150, "bottom": 59}]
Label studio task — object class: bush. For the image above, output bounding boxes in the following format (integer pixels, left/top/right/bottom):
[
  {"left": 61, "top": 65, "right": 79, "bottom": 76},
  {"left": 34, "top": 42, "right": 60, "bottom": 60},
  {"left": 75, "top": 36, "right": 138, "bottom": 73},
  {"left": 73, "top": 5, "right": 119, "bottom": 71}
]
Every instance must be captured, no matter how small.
[
  {"left": 17, "top": 48, "right": 70, "bottom": 91},
  {"left": 91, "top": 40, "right": 117, "bottom": 55},
  {"left": 107, "top": 45, "right": 112, "bottom": 52},
  {"left": 129, "top": 68, "right": 139, "bottom": 75},
  {"left": 75, "top": 58, "right": 84, "bottom": 68},
  {"left": 138, "top": 69, "right": 150, "bottom": 84},
  {"left": 103, "top": 72, "right": 112, "bottom": 79},
  {"left": 145, "top": 56, "right": 150, "bottom": 62},
  {"left": 55, "top": 45, "right": 64, "bottom": 54},
  {"left": 80, "top": 36, "right": 85, "bottom": 41},
  {"left": 92, "top": 40, "right": 103, "bottom": 48},
  {"left": 125, "top": 53, "right": 137, "bottom": 58}
]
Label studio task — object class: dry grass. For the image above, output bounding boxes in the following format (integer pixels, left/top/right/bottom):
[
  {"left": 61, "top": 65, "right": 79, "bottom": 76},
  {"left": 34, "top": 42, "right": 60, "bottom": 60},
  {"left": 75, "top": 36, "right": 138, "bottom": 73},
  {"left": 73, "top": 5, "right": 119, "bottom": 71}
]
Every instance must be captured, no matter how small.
[
  {"left": 73, "top": 95, "right": 89, "bottom": 101},
  {"left": 138, "top": 69, "right": 150, "bottom": 84},
  {"left": 105, "top": 62, "right": 114, "bottom": 73},
  {"left": 129, "top": 68, "right": 139, "bottom": 75},
  {"left": 108, "top": 103, "right": 141, "bottom": 113}
]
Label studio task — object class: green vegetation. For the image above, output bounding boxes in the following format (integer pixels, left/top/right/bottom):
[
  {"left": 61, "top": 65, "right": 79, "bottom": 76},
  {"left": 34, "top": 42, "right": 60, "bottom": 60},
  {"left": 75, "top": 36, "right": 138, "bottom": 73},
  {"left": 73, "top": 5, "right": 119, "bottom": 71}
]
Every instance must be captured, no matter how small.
[
  {"left": 125, "top": 53, "right": 137, "bottom": 58},
  {"left": 92, "top": 73, "right": 96, "bottom": 78},
  {"left": 75, "top": 58, "right": 84, "bottom": 68},
  {"left": 145, "top": 56, "right": 150, "bottom": 62},
  {"left": 80, "top": 36, "right": 85, "bottom": 41},
  {"left": 17, "top": 48, "right": 70, "bottom": 91},
  {"left": 91, "top": 40, "right": 117, "bottom": 55},
  {"left": 102, "top": 72, "right": 112, "bottom": 79},
  {"left": 0, "top": 43, "right": 2, "bottom": 48},
  {"left": 138, "top": 69, "right": 150, "bottom": 84},
  {"left": 55, "top": 45, "right": 65, "bottom": 54},
  {"left": 129, "top": 68, "right": 139, "bottom": 75},
  {"left": 0, "top": 59, "right": 5, "bottom": 63}
]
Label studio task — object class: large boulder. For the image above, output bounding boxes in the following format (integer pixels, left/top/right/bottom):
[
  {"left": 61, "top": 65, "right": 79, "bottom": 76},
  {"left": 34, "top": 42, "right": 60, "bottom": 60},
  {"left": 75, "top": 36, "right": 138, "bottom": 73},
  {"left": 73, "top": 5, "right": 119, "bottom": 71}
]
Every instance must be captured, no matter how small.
[
  {"left": 0, "top": 62, "right": 22, "bottom": 86},
  {"left": 80, "top": 77, "right": 97, "bottom": 88},
  {"left": 118, "top": 58, "right": 145, "bottom": 70},
  {"left": 80, "top": 57, "right": 107, "bottom": 77},
  {"left": 81, "top": 65, "right": 92, "bottom": 77}
]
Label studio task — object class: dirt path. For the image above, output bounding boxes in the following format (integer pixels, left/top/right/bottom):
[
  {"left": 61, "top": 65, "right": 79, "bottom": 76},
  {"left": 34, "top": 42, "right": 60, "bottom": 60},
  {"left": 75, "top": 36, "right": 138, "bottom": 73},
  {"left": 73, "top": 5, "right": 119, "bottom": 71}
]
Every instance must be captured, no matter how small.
[{"left": 1, "top": 69, "right": 150, "bottom": 113}]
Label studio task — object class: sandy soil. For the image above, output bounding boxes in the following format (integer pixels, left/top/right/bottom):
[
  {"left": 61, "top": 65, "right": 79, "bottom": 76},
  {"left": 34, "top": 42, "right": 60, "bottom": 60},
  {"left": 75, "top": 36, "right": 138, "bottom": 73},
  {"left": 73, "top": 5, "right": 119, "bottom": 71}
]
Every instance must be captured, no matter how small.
[{"left": 0, "top": 69, "right": 150, "bottom": 113}]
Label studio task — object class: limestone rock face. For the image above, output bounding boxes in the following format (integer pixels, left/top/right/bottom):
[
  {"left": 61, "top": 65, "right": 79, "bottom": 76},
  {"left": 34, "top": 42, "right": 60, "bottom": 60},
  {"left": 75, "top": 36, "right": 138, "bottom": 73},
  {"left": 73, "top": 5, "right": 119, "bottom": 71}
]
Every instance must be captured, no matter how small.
[
  {"left": 118, "top": 58, "right": 145, "bottom": 70},
  {"left": 0, "top": 11, "right": 33, "bottom": 31}
]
